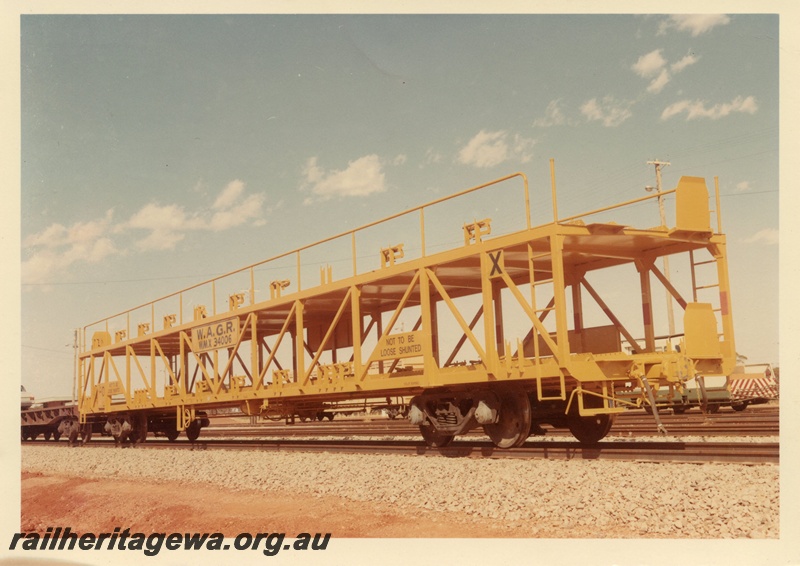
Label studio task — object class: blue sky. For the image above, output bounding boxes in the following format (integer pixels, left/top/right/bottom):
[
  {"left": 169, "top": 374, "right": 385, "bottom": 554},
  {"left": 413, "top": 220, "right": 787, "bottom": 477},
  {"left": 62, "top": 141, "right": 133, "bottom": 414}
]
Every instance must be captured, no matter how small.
[{"left": 14, "top": 12, "right": 781, "bottom": 399}]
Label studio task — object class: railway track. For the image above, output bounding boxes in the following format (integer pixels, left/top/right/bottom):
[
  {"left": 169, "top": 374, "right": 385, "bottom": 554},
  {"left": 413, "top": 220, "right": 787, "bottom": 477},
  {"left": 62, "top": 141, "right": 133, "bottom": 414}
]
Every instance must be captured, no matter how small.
[
  {"left": 203, "top": 405, "right": 779, "bottom": 438},
  {"left": 26, "top": 436, "right": 779, "bottom": 465},
  {"left": 21, "top": 406, "right": 779, "bottom": 464}
]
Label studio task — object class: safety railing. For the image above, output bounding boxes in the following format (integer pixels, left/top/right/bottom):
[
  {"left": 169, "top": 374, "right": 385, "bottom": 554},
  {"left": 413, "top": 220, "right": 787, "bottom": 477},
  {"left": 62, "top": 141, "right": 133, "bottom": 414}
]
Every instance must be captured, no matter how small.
[
  {"left": 81, "top": 172, "right": 531, "bottom": 351},
  {"left": 80, "top": 164, "right": 724, "bottom": 354}
]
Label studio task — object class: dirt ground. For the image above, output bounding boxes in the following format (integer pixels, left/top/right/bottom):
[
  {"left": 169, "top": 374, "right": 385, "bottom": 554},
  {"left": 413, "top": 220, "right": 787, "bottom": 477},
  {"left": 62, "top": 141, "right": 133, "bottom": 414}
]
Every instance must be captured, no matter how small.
[{"left": 20, "top": 471, "right": 538, "bottom": 538}]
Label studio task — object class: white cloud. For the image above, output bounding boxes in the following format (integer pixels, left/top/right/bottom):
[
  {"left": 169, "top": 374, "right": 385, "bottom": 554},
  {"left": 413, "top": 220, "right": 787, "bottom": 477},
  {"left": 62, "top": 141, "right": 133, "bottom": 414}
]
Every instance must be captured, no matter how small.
[
  {"left": 127, "top": 202, "right": 196, "bottom": 232},
  {"left": 208, "top": 179, "right": 266, "bottom": 232},
  {"left": 743, "top": 228, "right": 778, "bottom": 245},
  {"left": 24, "top": 210, "right": 116, "bottom": 250},
  {"left": 457, "top": 130, "right": 537, "bottom": 168},
  {"left": 23, "top": 223, "right": 68, "bottom": 249},
  {"left": 458, "top": 130, "right": 508, "bottom": 168},
  {"left": 671, "top": 53, "right": 700, "bottom": 73},
  {"left": 580, "top": 97, "right": 633, "bottom": 127},
  {"left": 512, "top": 134, "right": 536, "bottom": 163},
  {"left": 422, "top": 148, "right": 444, "bottom": 166},
  {"left": 632, "top": 49, "right": 667, "bottom": 78},
  {"left": 127, "top": 181, "right": 268, "bottom": 246},
  {"left": 632, "top": 50, "right": 699, "bottom": 94},
  {"left": 126, "top": 202, "right": 204, "bottom": 251},
  {"left": 213, "top": 179, "right": 245, "bottom": 210},
  {"left": 392, "top": 154, "right": 407, "bottom": 166},
  {"left": 302, "top": 154, "right": 386, "bottom": 201},
  {"left": 22, "top": 236, "right": 119, "bottom": 286},
  {"left": 532, "top": 99, "right": 574, "bottom": 128},
  {"left": 22, "top": 210, "right": 120, "bottom": 285},
  {"left": 647, "top": 69, "right": 671, "bottom": 94},
  {"left": 22, "top": 180, "right": 268, "bottom": 284},
  {"left": 736, "top": 181, "right": 751, "bottom": 192},
  {"left": 22, "top": 250, "right": 69, "bottom": 288},
  {"left": 22, "top": 237, "right": 119, "bottom": 286},
  {"left": 658, "top": 15, "right": 731, "bottom": 37},
  {"left": 210, "top": 193, "right": 266, "bottom": 232},
  {"left": 661, "top": 96, "right": 758, "bottom": 121}
]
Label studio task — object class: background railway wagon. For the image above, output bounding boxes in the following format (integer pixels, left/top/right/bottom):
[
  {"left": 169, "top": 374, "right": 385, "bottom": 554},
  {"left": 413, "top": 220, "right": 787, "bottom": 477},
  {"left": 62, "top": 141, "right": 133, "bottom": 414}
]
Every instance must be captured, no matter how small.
[
  {"left": 727, "top": 363, "right": 778, "bottom": 409},
  {"left": 251, "top": 396, "right": 410, "bottom": 422},
  {"left": 21, "top": 399, "right": 83, "bottom": 441},
  {"left": 630, "top": 363, "right": 778, "bottom": 414}
]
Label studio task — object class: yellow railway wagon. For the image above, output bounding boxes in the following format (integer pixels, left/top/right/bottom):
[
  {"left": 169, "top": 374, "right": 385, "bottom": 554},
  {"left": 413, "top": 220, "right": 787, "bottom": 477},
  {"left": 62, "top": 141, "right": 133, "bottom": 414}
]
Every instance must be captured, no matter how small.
[{"left": 73, "top": 163, "right": 736, "bottom": 447}]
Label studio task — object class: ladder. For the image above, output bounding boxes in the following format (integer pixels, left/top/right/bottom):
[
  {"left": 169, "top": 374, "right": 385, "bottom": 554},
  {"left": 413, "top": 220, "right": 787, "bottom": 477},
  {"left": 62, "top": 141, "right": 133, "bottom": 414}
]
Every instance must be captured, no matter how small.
[{"left": 689, "top": 249, "right": 724, "bottom": 340}]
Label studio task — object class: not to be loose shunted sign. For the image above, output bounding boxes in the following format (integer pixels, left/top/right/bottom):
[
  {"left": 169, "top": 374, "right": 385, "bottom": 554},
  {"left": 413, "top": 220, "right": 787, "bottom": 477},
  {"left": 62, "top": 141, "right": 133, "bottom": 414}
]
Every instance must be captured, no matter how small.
[{"left": 375, "top": 331, "right": 424, "bottom": 361}]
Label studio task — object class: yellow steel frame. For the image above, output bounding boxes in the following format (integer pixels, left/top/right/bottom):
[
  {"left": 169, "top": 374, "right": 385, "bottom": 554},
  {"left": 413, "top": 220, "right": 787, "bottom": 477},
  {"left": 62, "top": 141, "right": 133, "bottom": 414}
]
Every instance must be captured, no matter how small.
[{"left": 77, "top": 167, "right": 736, "bottom": 423}]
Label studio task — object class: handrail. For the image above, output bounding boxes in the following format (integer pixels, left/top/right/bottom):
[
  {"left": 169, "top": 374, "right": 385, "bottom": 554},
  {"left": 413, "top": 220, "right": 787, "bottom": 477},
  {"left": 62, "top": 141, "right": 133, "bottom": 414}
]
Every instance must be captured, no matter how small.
[
  {"left": 82, "top": 168, "right": 714, "bottom": 343},
  {"left": 557, "top": 188, "right": 677, "bottom": 225},
  {"left": 82, "top": 172, "right": 529, "bottom": 332}
]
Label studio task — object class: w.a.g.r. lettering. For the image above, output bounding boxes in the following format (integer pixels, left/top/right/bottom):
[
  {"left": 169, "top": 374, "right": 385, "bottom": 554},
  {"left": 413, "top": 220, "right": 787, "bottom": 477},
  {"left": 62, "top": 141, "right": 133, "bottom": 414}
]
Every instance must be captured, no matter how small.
[{"left": 191, "top": 317, "right": 240, "bottom": 353}]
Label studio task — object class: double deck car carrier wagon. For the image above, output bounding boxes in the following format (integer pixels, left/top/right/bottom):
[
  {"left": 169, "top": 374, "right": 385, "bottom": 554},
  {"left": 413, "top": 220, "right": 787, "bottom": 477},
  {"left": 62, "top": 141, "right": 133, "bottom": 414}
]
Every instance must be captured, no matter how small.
[{"left": 73, "top": 163, "right": 737, "bottom": 447}]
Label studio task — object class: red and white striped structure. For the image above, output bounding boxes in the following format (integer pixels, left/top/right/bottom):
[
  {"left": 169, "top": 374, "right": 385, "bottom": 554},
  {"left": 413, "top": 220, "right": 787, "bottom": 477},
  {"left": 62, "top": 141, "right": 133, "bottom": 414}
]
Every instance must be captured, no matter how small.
[{"left": 728, "top": 364, "right": 779, "bottom": 400}]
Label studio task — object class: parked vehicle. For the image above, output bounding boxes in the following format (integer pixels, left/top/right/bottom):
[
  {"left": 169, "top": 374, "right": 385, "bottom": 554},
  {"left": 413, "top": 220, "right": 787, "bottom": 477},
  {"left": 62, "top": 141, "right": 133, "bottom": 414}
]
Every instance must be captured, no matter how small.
[{"left": 21, "top": 385, "right": 34, "bottom": 410}]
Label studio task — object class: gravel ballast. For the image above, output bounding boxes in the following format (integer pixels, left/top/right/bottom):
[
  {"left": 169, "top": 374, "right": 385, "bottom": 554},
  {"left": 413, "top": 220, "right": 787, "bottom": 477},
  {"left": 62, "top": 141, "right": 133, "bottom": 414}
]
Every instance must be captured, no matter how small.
[{"left": 21, "top": 444, "right": 779, "bottom": 538}]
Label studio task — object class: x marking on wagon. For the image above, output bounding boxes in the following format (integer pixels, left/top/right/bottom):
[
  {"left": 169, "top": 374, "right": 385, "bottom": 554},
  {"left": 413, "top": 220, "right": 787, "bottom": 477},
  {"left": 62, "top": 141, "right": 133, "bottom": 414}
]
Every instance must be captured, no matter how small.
[{"left": 488, "top": 251, "right": 503, "bottom": 277}]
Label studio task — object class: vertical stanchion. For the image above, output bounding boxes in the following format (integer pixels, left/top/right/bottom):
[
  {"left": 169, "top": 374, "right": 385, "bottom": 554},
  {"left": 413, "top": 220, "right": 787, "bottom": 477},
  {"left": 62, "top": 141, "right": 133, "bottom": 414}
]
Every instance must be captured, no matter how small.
[{"left": 549, "top": 158, "right": 559, "bottom": 223}]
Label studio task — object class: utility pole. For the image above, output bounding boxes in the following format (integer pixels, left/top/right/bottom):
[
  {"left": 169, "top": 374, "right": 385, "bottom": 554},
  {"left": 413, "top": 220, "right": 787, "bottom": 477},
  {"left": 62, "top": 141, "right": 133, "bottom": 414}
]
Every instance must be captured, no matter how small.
[
  {"left": 646, "top": 160, "right": 675, "bottom": 346},
  {"left": 72, "top": 329, "right": 78, "bottom": 405}
]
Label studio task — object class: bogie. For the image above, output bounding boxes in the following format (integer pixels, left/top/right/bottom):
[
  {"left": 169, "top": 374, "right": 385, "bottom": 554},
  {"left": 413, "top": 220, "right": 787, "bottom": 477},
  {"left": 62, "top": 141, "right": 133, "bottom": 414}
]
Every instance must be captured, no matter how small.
[{"left": 411, "top": 386, "right": 614, "bottom": 448}]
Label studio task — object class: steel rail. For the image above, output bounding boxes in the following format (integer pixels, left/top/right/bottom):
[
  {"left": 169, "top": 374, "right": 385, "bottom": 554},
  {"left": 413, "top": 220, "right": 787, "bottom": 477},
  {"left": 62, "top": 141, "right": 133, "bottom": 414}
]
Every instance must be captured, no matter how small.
[
  {"left": 27, "top": 438, "right": 779, "bottom": 465},
  {"left": 202, "top": 426, "right": 777, "bottom": 438},
  {"left": 202, "top": 408, "right": 780, "bottom": 438},
  {"left": 201, "top": 420, "right": 778, "bottom": 438}
]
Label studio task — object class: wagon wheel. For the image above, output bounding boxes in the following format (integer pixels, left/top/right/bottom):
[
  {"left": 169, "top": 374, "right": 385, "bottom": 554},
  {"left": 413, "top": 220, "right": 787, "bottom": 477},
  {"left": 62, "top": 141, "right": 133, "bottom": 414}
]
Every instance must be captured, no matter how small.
[
  {"left": 731, "top": 401, "right": 748, "bottom": 412},
  {"left": 131, "top": 413, "right": 148, "bottom": 445},
  {"left": 567, "top": 394, "right": 614, "bottom": 444},
  {"left": 80, "top": 424, "right": 93, "bottom": 445},
  {"left": 165, "top": 428, "right": 180, "bottom": 442},
  {"left": 483, "top": 389, "right": 532, "bottom": 448},
  {"left": 186, "top": 420, "right": 201, "bottom": 442},
  {"left": 106, "top": 416, "right": 127, "bottom": 445},
  {"left": 568, "top": 413, "right": 614, "bottom": 444},
  {"left": 66, "top": 419, "right": 81, "bottom": 446},
  {"left": 44, "top": 432, "right": 52, "bottom": 441},
  {"left": 419, "top": 423, "right": 454, "bottom": 448}
]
